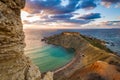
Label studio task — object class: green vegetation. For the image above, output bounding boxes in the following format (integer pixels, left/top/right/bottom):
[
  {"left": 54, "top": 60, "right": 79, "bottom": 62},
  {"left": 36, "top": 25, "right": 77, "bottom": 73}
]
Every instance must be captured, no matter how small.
[{"left": 80, "top": 34, "right": 113, "bottom": 53}]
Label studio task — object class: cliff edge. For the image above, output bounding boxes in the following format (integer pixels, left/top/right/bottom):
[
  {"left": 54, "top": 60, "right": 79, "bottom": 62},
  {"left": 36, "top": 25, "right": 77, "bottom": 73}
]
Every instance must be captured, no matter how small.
[
  {"left": 44, "top": 32, "right": 120, "bottom": 80},
  {"left": 0, "top": 0, "right": 53, "bottom": 80}
]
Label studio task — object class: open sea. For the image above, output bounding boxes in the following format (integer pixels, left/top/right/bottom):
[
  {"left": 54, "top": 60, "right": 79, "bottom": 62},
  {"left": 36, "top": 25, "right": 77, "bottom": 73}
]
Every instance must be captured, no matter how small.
[{"left": 24, "top": 29, "right": 120, "bottom": 72}]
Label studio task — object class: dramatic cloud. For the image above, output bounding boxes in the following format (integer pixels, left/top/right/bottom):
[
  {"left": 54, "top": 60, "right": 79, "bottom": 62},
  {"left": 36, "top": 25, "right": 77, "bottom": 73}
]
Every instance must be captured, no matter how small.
[
  {"left": 24, "top": 0, "right": 98, "bottom": 14},
  {"left": 22, "top": 4, "right": 102, "bottom": 28},
  {"left": 23, "top": 0, "right": 100, "bottom": 27},
  {"left": 22, "top": 0, "right": 120, "bottom": 29},
  {"left": 24, "top": 0, "right": 78, "bottom": 14},
  {"left": 49, "top": 13, "right": 101, "bottom": 24},
  {"left": 78, "top": 13, "right": 101, "bottom": 20},
  {"left": 80, "top": 0, "right": 97, "bottom": 10}
]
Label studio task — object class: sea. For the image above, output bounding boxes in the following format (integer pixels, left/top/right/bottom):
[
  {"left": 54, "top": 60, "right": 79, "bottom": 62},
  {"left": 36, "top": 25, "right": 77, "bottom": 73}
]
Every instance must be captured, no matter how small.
[{"left": 24, "top": 29, "right": 120, "bottom": 72}]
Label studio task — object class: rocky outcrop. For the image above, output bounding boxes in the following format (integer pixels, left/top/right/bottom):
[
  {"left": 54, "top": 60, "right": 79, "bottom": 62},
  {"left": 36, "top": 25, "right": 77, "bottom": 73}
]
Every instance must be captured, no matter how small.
[
  {"left": 42, "top": 72, "right": 54, "bottom": 80},
  {"left": 44, "top": 32, "right": 120, "bottom": 80},
  {"left": 0, "top": 0, "right": 53, "bottom": 80}
]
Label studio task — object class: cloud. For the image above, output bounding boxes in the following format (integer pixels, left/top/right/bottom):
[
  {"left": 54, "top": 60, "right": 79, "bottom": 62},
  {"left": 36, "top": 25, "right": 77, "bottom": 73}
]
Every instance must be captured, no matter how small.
[
  {"left": 101, "top": 21, "right": 120, "bottom": 28},
  {"left": 22, "top": 13, "right": 101, "bottom": 26},
  {"left": 22, "top": 0, "right": 120, "bottom": 29},
  {"left": 50, "top": 14, "right": 73, "bottom": 20},
  {"left": 47, "top": 12, "right": 101, "bottom": 24},
  {"left": 101, "top": 0, "right": 120, "bottom": 8},
  {"left": 106, "top": 21, "right": 120, "bottom": 26},
  {"left": 24, "top": 0, "right": 98, "bottom": 14},
  {"left": 77, "top": 13, "right": 101, "bottom": 20},
  {"left": 102, "top": 0, "right": 120, "bottom": 4},
  {"left": 23, "top": 0, "right": 101, "bottom": 26},
  {"left": 79, "top": 0, "right": 97, "bottom": 10},
  {"left": 22, "top": 0, "right": 100, "bottom": 26},
  {"left": 83, "top": 20, "right": 120, "bottom": 29},
  {"left": 24, "top": 0, "right": 78, "bottom": 14},
  {"left": 22, "top": 6, "right": 102, "bottom": 27},
  {"left": 63, "top": 19, "right": 91, "bottom": 24}
]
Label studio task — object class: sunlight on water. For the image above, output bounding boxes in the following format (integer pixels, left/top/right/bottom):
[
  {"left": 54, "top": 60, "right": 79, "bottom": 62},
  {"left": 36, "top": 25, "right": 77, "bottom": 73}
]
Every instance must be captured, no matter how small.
[{"left": 24, "top": 29, "right": 74, "bottom": 72}]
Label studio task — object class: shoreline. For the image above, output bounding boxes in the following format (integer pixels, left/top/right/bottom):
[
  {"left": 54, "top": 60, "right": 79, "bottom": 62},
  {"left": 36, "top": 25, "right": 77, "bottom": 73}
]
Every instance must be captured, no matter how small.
[
  {"left": 42, "top": 32, "right": 120, "bottom": 80},
  {"left": 54, "top": 53, "right": 77, "bottom": 73},
  {"left": 40, "top": 45, "right": 76, "bottom": 73}
]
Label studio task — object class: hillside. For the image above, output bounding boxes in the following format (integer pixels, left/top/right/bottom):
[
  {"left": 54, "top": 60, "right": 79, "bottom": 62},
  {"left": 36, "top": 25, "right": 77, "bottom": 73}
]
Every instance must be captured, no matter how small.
[{"left": 43, "top": 32, "right": 120, "bottom": 80}]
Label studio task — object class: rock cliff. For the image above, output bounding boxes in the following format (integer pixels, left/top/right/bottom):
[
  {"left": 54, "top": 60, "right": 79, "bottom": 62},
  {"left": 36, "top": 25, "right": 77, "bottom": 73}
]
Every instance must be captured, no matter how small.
[
  {"left": 44, "top": 32, "right": 120, "bottom": 80},
  {"left": 0, "top": 0, "right": 53, "bottom": 80}
]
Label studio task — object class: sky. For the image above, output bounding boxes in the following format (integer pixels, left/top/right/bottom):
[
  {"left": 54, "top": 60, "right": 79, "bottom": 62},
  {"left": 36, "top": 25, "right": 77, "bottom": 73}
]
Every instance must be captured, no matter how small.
[{"left": 21, "top": 0, "right": 120, "bottom": 29}]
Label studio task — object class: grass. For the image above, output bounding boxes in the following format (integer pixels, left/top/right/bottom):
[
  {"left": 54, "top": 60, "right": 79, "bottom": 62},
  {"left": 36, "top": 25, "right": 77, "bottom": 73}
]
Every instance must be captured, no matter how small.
[{"left": 80, "top": 34, "right": 113, "bottom": 53}]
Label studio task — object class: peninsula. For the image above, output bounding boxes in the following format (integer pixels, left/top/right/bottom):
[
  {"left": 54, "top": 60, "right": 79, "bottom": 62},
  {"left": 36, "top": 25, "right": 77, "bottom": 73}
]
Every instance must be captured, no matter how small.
[{"left": 43, "top": 32, "right": 120, "bottom": 80}]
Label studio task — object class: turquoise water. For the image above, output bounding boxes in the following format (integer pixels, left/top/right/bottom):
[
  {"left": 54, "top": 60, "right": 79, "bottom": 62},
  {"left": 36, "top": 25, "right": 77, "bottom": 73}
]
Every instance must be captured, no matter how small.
[
  {"left": 24, "top": 29, "right": 74, "bottom": 72},
  {"left": 26, "top": 45, "right": 74, "bottom": 72}
]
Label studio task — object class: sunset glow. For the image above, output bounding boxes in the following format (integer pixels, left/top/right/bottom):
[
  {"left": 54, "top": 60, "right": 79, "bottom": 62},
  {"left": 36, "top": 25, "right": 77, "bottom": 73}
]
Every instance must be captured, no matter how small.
[{"left": 21, "top": 0, "right": 120, "bottom": 29}]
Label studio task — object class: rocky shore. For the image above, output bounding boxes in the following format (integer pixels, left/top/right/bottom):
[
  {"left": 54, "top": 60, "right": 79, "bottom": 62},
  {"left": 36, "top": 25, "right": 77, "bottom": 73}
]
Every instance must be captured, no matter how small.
[{"left": 43, "top": 32, "right": 120, "bottom": 80}]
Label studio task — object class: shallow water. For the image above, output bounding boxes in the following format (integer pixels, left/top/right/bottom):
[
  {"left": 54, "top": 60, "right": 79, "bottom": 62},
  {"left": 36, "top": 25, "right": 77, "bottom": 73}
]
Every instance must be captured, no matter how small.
[{"left": 24, "top": 29, "right": 74, "bottom": 72}]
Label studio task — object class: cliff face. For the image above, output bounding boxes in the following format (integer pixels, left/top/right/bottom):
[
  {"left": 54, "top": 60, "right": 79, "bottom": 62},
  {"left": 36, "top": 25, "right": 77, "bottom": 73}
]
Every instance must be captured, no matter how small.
[
  {"left": 0, "top": 0, "right": 53, "bottom": 80},
  {"left": 44, "top": 32, "right": 120, "bottom": 80}
]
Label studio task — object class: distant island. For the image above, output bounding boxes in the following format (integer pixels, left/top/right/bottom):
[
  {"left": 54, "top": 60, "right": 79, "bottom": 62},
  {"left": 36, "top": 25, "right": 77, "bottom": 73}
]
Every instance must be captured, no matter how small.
[{"left": 42, "top": 32, "right": 120, "bottom": 80}]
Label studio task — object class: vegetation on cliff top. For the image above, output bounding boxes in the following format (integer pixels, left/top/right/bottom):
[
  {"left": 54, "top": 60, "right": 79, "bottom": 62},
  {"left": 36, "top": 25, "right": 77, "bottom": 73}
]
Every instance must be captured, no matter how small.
[
  {"left": 43, "top": 32, "right": 113, "bottom": 53},
  {"left": 80, "top": 34, "right": 113, "bottom": 53}
]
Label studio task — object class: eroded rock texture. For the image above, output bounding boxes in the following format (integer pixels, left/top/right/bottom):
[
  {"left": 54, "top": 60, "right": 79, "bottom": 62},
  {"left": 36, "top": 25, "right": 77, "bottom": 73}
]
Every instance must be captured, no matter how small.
[{"left": 0, "top": 0, "right": 43, "bottom": 80}]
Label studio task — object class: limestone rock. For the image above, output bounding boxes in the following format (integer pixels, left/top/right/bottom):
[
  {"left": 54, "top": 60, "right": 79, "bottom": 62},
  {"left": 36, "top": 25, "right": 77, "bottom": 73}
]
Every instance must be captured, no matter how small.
[{"left": 42, "top": 72, "right": 54, "bottom": 80}]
